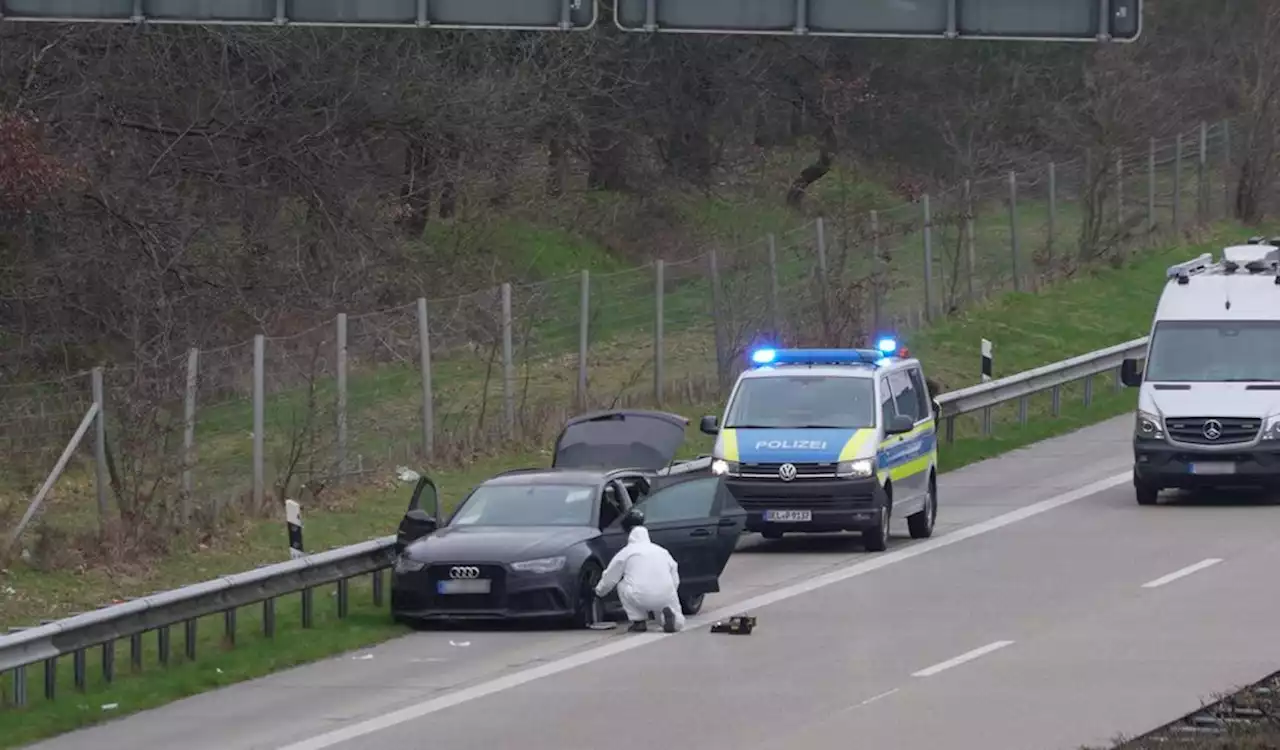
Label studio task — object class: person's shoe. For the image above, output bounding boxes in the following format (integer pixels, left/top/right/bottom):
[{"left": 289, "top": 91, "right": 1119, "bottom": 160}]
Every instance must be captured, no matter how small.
[
  {"left": 627, "top": 621, "right": 648, "bottom": 633},
  {"left": 661, "top": 607, "right": 677, "bottom": 633}
]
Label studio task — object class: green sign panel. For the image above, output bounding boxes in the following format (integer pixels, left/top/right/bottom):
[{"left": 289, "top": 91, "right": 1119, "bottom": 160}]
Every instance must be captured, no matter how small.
[
  {"left": 0, "top": 0, "right": 596, "bottom": 30},
  {"left": 613, "top": 0, "right": 1141, "bottom": 41}
]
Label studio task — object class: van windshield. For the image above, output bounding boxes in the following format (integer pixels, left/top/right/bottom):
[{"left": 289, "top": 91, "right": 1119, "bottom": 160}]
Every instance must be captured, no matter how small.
[
  {"left": 1145, "top": 321, "right": 1280, "bottom": 382},
  {"left": 724, "top": 376, "right": 875, "bottom": 428}
]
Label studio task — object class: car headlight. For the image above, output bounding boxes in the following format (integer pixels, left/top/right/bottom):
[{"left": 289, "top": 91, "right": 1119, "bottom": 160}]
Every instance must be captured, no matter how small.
[
  {"left": 394, "top": 556, "right": 426, "bottom": 574},
  {"left": 836, "top": 459, "right": 874, "bottom": 478},
  {"left": 1135, "top": 410, "right": 1164, "bottom": 441},
  {"left": 510, "top": 556, "right": 566, "bottom": 574},
  {"left": 1262, "top": 415, "right": 1280, "bottom": 441},
  {"left": 711, "top": 459, "right": 740, "bottom": 476}
]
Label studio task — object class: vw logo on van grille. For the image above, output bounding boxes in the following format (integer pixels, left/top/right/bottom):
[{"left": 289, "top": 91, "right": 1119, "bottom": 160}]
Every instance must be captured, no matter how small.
[
  {"left": 778, "top": 463, "right": 798, "bottom": 482},
  {"left": 1203, "top": 420, "right": 1223, "bottom": 441},
  {"left": 450, "top": 566, "right": 481, "bottom": 579}
]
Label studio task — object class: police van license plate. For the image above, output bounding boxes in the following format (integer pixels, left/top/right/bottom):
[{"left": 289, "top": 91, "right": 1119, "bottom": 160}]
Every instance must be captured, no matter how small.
[
  {"left": 765, "top": 510, "right": 812, "bottom": 522},
  {"left": 1190, "top": 462, "right": 1235, "bottom": 475},
  {"left": 437, "top": 579, "right": 491, "bottom": 595}
]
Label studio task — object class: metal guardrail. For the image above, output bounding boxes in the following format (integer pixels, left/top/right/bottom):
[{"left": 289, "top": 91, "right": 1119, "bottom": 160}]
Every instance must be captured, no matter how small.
[{"left": 0, "top": 341, "right": 1148, "bottom": 707}]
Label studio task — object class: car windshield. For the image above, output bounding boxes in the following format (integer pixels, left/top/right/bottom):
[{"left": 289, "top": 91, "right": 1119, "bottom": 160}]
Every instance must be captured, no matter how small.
[
  {"left": 724, "top": 375, "right": 875, "bottom": 428},
  {"left": 448, "top": 483, "right": 597, "bottom": 527},
  {"left": 1145, "top": 320, "right": 1280, "bottom": 382}
]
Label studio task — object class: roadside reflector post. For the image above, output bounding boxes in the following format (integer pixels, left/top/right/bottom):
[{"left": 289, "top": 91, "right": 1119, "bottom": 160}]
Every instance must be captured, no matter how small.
[{"left": 286, "top": 499, "right": 304, "bottom": 559}]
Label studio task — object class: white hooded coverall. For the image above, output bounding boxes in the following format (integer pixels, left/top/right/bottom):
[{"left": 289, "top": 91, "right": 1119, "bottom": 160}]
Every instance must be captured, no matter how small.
[{"left": 595, "top": 526, "right": 685, "bottom": 630}]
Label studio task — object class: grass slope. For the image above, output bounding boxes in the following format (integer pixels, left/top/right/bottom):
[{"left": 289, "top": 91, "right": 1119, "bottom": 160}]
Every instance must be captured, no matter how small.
[{"left": 0, "top": 225, "right": 1260, "bottom": 745}]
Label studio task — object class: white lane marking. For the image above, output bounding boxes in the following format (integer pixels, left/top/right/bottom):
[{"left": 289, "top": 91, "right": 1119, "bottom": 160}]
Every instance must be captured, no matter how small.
[
  {"left": 855, "top": 688, "right": 900, "bottom": 707},
  {"left": 276, "top": 471, "right": 1129, "bottom": 750},
  {"left": 911, "top": 640, "right": 1015, "bottom": 678},
  {"left": 1141, "top": 558, "right": 1223, "bottom": 589}
]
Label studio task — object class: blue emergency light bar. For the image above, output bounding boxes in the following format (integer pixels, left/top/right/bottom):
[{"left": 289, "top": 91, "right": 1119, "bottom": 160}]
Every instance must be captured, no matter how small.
[{"left": 749, "top": 347, "right": 891, "bottom": 367}]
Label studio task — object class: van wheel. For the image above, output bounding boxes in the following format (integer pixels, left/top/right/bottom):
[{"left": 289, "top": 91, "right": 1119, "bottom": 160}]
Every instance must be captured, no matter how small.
[
  {"left": 1135, "top": 475, "right": 1160, "bottom": 506},
  {"left": 908, "top": 475, "right": 937, "bottom": 539},
  {"left": 864, "top": 492, "right": 891, "bottom": 552}
]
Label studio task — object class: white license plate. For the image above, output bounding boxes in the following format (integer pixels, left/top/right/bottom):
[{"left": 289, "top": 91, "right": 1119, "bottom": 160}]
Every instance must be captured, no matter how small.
[
  {"left": 436, "top": 579, "right": 491, "bottom": 595},
  {"left": 764, "top": 510, "right": 812, "bottom": 522},
  {"left": 1190, "top": 462, "right": 1236, "bottom": 475}
]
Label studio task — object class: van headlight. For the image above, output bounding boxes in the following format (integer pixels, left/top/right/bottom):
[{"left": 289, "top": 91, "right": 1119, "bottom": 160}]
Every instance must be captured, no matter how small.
[
  {"left": 711, "top": 459, "right": 740, "bottom": 476},
  {"left": 836, "top": 459, "right": 874, "bottom": 478},
  {"left": 1262, "top": 416, "right": 1280, "bottom": 441},
  {"left": 1135, "top": 410, "right": 1164, "bottom": 441}
]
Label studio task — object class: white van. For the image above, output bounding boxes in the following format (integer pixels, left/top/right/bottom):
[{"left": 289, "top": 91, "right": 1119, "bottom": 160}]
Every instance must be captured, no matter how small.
[{"left": 1120, "top": 237, "right": 1280, "bottom": 505}]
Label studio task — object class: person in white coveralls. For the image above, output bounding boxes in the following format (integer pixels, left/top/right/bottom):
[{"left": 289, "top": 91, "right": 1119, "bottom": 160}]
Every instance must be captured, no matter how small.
[{"left": 594, "top": 508, "right": 684, "bottom": 633}]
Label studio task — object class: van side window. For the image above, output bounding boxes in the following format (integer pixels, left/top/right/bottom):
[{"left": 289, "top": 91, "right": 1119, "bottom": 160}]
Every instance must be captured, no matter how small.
[
  {"left": 879, "top": 378, "right": 896, "bottom": 425},
  {"left": 889, "top": 371, "right": 921, "bottom": 423},
  {"left": 906, "top": 368, "right": 932, "bottom": 421}
]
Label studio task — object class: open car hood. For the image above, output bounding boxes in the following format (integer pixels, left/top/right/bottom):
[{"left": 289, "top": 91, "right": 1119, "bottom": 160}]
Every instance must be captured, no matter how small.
[{"left": 552, "top": 409, "right": 688, "bottom": 471}]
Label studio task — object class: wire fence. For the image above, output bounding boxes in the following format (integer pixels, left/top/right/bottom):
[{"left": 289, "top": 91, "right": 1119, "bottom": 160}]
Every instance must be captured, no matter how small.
[{"left": 0, "top": 119, "right": 1248, "bottom": 551}]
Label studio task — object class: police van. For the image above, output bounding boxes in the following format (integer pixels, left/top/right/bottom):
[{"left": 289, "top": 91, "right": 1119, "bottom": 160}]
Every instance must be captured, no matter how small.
[
  {"left": 1120, "top": 237, "right": 1280, "bottom": 505},
  {"left": 698, "top": 340, "right": 939, "bottom": 552}
]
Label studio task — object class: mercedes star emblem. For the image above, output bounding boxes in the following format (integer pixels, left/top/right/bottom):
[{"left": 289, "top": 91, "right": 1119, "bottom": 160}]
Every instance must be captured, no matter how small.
[
  {"left": 1203, "top": 419, "right": 1223, "bottom": 441},
  {"left": 450, "top": 566, "right": 481, "bottom": 579},
  {"left": 778, "top": 463, "right": 798, "bottom": 482}
]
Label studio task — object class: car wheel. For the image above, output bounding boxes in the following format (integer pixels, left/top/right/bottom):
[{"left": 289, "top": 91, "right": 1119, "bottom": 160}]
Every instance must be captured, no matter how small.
[
  {"left": 907, "top": 475, "right": 937, "bottom": 539},
  {"left": 570, "top": 562, "right": 603, "bottom": 629},
  {"left": 864, "top": 493, "right": 891, "bottom": 552},
  {"left": 1135, "top": 474, "right": 1160, "bottom": 506},
  {"left": 680, "top": 593, "right": 705, "bottom": 616}
]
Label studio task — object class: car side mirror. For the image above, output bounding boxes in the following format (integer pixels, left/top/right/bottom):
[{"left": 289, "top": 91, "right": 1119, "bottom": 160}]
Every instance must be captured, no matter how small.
[
  {"left": 700, "top": 415, "right": 720, "bottom": 435},
  {"left": 885, "top": 415, "right": 915, "bottom": 436},
  {"left": 395, "top": 509, "right": 438, "bottom": 553},
  {"left": 1120, "top": 358, "right": 1143, "bottom": 387}
]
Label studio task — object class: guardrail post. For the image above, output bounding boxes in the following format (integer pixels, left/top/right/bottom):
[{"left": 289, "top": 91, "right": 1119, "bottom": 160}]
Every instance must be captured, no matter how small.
[
  {"left": 1008, "top": 171, "right": 1021, "bottom": 292},
  {"left": 654, "top": 259, "right": 665, "bottom": 406},
  {"left": 12, "top": 664, "right": 27, "bottom": 707},
  {"left": 944, "top": 416, "right": 955, "bottom": 444},
  {"left": 184, "top": 618, "right": 197, "bottom": 661},
  {"left": 225, "top": 608, "right": 237, "bottom": 646},
  {"left": 336, "top": 313, "right": 348, "bottom": 477},
  {"left": 102, "top": 641, "right": 115, "bottom": 684},
  {"left": 263, "top": 598, "right": 276, "bottom": 638},
  {"left": 1051, "top": 384, "right": 1062, "bottom": 417},
  {"left": 337, "top": 577, "right": 350, "bottom": 619},
  {"left": 577, "top": 270, "right": 589, "bottom": 411},
  {"left": 73, "top": 648, "right": 86, "bottom": 691},
  {"left": 302, "top": 588, "right": 315, "bottom": 629},
  {"left": 130, "top": 633, "right": 143, "bottom": 672},
  {"left": 501, "top": 282, "right": 514, "bottom": 438},
  {"left": 1018, "top": 396, "right": 1028, "bottom": 426},
  {"left": 1084, "top": 375, "right": 1094, "bottom": 407},
  {"left": 981, "top": 406, "right": 992, "bottom": 436},
  {"left": 43, "top": 658, "right": 55, "bottom": 700},
  {"left": 416, "top": 297, "right": 434, "bottom": 459},
  {"left": 372, "top": 569, "right": 385, "bottom": 607},
  {"left": 158, "top": 625, "right": 171, "bottom": 665}
]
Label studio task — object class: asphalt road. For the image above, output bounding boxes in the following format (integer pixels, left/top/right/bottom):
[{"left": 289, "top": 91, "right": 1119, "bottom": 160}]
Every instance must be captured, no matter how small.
[{"left": 27, "top": 414, "right": 1280, "bottom": 750}]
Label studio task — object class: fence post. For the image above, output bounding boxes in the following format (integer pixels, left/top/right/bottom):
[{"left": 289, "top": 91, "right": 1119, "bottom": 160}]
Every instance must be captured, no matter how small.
[
  {"left": 1115, "top": 149, "right": 1124, "bottom": 229},
  {"left": 709, "top": 249, "right": 727, "bottom": 392},
  {"left": 416, "top": 298, "right": 434, "bottom": 459},
  {"left": 870, "top": 211, "right": 884, "bottom": 331},
  {"left": 922, "top": 194, "right": 935, "bottom": 322},
  {"left": 654, "top": 260, "right": 665, "bottom": 406},
  {"left": 577, "top": 270, "right": 589, "bottom": 411},
  {"left": 91, "top": 367, "right": 108, "bottom": 527},
  {"left": 1147, "top": 137, "right": 1157, "bottom": 240},
  {"left": 815, "top": 218, "right": 830, "bottom": 338},
  {"left": 963, "top": 182, "right": 976, "bottom": 301},
  {"left": 181, "top": 348, "right": 199, "bottom": 523},
  {"left": 501, "top": 283, "right": 514, "bottom": 438},
  {"left": 1173, "top": 132, "right": 1183, "bottom": 232},
  {"left": 1198, "top": 120, "right": 1209, "bottom": 224},
  {"left": 252, "top": 334, "right": 265, "bottom": 510},
  {"left": 766, "top": 234, "right": 780, "bottom": 336},
  {"left": 1222, "top": 119, "right": 1232, "bottom": 218},
  {"left": 1046, "top": 164, "right": 1056, "bottom": 262},
  {"left": 1008, "top": 171, "right": 1021, "bottom": 293},
  {"left": 335, "top": 313, "right": 348, "bottom": 478}
]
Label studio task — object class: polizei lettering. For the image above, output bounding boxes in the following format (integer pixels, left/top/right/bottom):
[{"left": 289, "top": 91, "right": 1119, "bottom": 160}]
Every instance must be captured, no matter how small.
[{"left": 755, "top": 439, "right": 829, "bottom": 450}]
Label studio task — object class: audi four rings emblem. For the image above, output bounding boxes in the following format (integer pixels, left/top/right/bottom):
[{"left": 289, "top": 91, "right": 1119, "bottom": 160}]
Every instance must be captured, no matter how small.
[
  {"left": 450, "top": 566, "right": 481, "bottom": 579},
  {"left": 1203, "top": 419, "right": 1223, "bottom": 441},
  {"left": 778, "top": 463, "right": 798, "bottom": 482}
]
